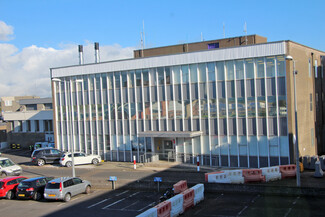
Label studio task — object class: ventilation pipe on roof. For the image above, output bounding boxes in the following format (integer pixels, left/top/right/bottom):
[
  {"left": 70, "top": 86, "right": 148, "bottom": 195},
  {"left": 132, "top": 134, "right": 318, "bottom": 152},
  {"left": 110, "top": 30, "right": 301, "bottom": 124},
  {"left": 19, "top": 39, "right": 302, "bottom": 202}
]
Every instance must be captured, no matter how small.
[
  {"left": 78, "top": 45, "right": 84, "bottom": 65},
  {"left": 95, "top": 42, "right": 100, "bottom": 63}
]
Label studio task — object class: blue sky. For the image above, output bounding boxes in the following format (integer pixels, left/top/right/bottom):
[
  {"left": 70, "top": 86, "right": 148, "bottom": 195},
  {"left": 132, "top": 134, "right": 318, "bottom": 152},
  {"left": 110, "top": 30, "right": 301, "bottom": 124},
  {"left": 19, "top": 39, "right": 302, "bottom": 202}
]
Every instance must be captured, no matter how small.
[
  {"left": 1, "top": 0, "right": 324, "bottom": 50},
  {"left": 0, "top": 0, "right": 324, "bottom": 97}
]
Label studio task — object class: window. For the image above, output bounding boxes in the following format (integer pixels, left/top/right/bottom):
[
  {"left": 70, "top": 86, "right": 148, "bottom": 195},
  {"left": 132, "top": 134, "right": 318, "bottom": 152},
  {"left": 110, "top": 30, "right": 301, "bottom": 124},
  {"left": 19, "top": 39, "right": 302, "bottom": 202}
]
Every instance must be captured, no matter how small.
[
  {"left": 190, "top": 64, "right": 198, "bottom": 83},
  {"left": 208, "top": 43, "right": 219, "bottom": 49},
  {"left": 198, "top": 63, "right": 206, "bottom": 82},
  {"left": 35, "top": 120, "right": 39, "bottom": 132},
  {"left": 173, "top": 66, "right": 181, "bottom": 84},
  {"left": 136, "top": 70, "right": 141, "bottom": 87},
  {"left": 143, "top": 69, "right": 149, "bottom": 86},
  {"left": 207, "top": 62, "right": 216, "bottom": 81},
  {"left": 309, "top": 59, "right": 311, "bottom": 77},
  {"left": 315, "top": 60, "right": 318, "bottom": 78},
  {"left": 5, "top": 100, "right": 12, "bottom": 106},
  {"left": 310, "top": 93, "right": 313, "bottom": 111},
  {"left": 182, "top": 65, "right": 189, "bottom": 84}
]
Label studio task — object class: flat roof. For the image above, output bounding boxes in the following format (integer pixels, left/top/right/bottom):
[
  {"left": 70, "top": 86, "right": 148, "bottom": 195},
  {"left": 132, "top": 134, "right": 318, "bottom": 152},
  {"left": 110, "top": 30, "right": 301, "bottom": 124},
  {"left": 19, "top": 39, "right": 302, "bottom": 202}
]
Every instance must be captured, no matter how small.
[
  {"left": 138, "top": 131, "right": 202, "bottom": 138},
  {"left": 51, "top": 41, "right": 286, "bottom": 78}
]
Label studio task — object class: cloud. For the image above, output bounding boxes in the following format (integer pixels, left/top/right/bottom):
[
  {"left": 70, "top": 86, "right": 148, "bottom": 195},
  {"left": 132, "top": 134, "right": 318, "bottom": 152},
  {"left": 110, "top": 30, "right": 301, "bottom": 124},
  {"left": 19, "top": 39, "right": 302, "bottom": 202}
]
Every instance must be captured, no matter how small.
[
  {"left": 0, "top": 42, "right": 134, "bottom": 98},
  {"left": 0, "top": 21, "right": 14, "bottom": 41}
]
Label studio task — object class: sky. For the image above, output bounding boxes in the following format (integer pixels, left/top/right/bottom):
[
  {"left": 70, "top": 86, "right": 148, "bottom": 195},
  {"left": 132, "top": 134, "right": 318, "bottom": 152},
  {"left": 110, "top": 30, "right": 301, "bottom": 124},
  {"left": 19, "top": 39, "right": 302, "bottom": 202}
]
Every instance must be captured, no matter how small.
[{"left": 0, "top": 0, "right": 324, "bottom": 98}]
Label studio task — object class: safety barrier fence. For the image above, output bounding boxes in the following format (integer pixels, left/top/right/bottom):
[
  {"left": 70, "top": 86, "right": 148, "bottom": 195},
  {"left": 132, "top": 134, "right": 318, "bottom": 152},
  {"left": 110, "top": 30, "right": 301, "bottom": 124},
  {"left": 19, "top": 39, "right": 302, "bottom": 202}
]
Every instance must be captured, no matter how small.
[
  {"left": 205, "top": 164, "right": 296, "bottom": 184},
  {"left": 303, "top": 155, "right": 325, "bottom": 171},
  {"left": 173, "top": 180, "right": 187, "bottom": 194},
  {"left": 136, "top": 182, "right": 204, "bottom": 217}
]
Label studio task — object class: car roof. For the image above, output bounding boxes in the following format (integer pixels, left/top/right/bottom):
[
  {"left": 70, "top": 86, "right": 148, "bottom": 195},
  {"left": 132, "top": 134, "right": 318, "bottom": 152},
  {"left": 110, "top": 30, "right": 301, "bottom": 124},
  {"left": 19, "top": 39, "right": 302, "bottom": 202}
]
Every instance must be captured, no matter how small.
[
  {"left": 48, "top": 177, "right": 78, "bottom": 183},
  {"left": 21, "top": 176, "right": 49, "bottom": 182},
  {"left": 33, "top": 147, "right": 58, "bottom": 151},
  {"left": 0, "top": 176, "right": 27, "bottom": 182}
]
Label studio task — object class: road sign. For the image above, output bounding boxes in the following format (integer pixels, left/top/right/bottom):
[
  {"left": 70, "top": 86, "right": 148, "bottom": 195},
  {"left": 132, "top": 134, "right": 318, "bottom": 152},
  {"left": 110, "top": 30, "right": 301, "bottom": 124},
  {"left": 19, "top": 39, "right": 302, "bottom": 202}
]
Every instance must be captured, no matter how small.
[
  {"left": 154, "top": 177, "right": 162, "bottom": 182},
  {"left": 109, "top": 176, "right": 117, "bottom": 181}
]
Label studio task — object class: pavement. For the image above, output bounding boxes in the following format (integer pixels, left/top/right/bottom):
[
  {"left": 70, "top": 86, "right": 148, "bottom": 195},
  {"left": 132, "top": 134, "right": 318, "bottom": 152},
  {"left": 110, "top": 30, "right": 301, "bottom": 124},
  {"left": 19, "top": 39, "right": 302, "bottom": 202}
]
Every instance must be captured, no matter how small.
[{"left": 1, "top": 148, "right": 325, "bottom": 197}]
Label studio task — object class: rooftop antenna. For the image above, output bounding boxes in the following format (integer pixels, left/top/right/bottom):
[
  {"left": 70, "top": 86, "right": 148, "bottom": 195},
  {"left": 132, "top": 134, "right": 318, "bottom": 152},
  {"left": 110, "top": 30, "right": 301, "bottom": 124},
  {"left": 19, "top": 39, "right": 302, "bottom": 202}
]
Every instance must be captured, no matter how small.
[
  {"left": 244, "top": 22, "right": 247, "bottom": 45},
  {"left": 223, "top": 22, "right": 225, "bottom": 38},
  {"left": 140, "top": 20, "right": 145, "bottom": 57},
  {"left": 201, "top": 32, "right": 204, "bottom": 41}
]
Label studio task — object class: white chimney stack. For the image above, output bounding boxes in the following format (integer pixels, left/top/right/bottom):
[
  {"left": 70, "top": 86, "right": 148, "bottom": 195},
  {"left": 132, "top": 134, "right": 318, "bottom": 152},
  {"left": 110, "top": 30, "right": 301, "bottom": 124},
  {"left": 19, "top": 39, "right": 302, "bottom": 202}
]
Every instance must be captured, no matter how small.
[
  {"left": 94, "top": 42, "right": 100, "bottom": 63},
  {"left": 78, "top": 45, "right": 84, "bottom": 65}
]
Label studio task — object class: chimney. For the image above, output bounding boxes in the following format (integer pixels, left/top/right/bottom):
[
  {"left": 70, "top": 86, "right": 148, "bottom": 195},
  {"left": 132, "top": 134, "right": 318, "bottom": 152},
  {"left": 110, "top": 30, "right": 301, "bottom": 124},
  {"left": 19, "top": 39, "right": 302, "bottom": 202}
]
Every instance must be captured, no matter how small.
[
  {"left": 94, "top": 42, "right": 100, "bottom": 63},
  {"left": 78, "top": 45, "right": 84, "bottom": 65}
]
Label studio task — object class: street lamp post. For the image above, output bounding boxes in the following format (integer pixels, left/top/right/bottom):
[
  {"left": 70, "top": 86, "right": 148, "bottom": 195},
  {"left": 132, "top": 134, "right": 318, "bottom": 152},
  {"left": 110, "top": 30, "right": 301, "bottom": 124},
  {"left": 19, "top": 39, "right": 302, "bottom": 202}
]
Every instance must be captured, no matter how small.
[
  {"left": 286, "top": 55, "right": 301, "bottom": 187},
  {"left": 52, "top": 78, "right": 83, "bottom": 178}
]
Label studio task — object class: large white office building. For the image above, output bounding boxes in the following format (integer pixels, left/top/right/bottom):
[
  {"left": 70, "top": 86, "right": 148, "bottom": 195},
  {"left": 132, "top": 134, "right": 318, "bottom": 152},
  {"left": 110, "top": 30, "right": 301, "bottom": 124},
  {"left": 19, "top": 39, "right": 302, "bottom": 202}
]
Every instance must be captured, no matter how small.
[{"left": 50, "top": 36, "right": 325, "bottom": 168}]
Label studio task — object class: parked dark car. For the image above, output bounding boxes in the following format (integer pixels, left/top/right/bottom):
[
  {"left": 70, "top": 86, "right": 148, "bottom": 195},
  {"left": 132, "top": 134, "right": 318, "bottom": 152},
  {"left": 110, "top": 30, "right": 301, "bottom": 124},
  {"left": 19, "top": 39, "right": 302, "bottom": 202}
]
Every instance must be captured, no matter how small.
[
  {"left": 16, "top": 176, "right": 54, "bottom": 200},
  {"left": 0, "top": 176, "right": 27, "bottom": 199},
  {"left": 31, "top": 148, "right": 64, "bottom": 166}
]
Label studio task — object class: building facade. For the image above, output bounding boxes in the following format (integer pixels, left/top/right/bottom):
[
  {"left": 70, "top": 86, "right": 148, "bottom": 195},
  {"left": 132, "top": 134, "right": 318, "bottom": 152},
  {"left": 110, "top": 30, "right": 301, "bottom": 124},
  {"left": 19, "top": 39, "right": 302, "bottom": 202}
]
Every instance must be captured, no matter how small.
[
  {"left": 51, "top": 38, "right": 325, "bottom": 168},
  {"left": 1, "top": 97, "right": 54, "bottom": 148}
]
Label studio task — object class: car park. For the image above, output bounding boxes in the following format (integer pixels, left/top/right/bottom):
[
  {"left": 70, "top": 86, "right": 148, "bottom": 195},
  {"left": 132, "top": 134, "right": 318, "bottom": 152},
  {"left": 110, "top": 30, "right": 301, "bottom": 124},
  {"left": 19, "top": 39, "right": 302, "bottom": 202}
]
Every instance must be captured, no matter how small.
[
  {"left": 16, "top": 176, "right": 54, "bottom": 201},
  {"left": 60, "top": 152, "right": 101, "bottom": 167},
  {"left": 0, "top": 157, "right": 23, "bottom": 177},
  {"left": 31, "top": 148, "right": 64, "bottom": 166},
  {"left": 44, "top": 177, "right": 91, "bottom": 202},
  {"left": 0, "top": 176, "right": 27, "bottom": 199}
]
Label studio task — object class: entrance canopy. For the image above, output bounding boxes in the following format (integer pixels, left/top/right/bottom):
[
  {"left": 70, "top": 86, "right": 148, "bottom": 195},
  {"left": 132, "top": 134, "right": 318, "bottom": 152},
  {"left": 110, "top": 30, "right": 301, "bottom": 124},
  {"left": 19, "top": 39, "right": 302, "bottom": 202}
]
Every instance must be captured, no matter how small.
[{"left": 138, "top": 131, "right": 202, "bottom": 138}]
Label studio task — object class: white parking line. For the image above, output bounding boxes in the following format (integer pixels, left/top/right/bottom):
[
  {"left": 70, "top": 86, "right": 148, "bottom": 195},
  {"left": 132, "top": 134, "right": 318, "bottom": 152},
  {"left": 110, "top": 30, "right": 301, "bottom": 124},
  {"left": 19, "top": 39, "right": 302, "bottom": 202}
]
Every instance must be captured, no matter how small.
[
  {"left": 115, "top": 190, "right": 129, "bottom": 196},
  {"left": 122, "top": 201, "right": 139, "bottom": 210},
  {"left": 102, "top": 198, "right": 126, "bottom": 209},
  {"left": 87, "top": 199, "right": 109, "bottom": 208},
  {"left": 138, "top": 202, "right": 156, "bottom": 212}
]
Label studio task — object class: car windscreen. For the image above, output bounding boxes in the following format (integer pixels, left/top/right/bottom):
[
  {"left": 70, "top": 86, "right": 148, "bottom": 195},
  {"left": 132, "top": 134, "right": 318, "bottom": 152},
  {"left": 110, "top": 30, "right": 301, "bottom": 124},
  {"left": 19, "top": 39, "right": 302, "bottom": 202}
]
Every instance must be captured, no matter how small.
[
  {"left": 18, "top": 181, "right": 32, "bottom": 188},
  {"left": 0, "top": 159, "right": 15, "bottom": 168},
  {"left": 0, "top": 182, "right": 4, "bottom": 188},
  {"left": 46, "top": 182, "right": 60, "bottom": 189}
]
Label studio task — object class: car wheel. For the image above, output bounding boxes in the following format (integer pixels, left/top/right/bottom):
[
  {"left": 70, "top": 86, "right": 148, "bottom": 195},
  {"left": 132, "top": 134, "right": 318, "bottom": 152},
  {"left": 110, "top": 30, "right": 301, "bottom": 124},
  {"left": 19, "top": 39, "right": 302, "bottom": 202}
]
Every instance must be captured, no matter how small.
[
  {"left": 92, "top": 158, "right": 99, "bottom": 165},
  {"left": 0, "top": 172, "right": 7, "bottom": 177},
  {"left": 6, "top": 190, "right": 14, "bottom": 200},
  {"left": 66, "top": 161, "right": 72, "bottom": 167},
  {"left": 64, "top": 193, "right": 71, "bottom": 202},
  {"left": 33, "top": 191, "right": 42, "bottom": 201},
  {"left": 85, "top": 185, "right": 91, "bottom": 194},
  {"left": 37, "top": 159, "right": 45, "bottom": 166}
]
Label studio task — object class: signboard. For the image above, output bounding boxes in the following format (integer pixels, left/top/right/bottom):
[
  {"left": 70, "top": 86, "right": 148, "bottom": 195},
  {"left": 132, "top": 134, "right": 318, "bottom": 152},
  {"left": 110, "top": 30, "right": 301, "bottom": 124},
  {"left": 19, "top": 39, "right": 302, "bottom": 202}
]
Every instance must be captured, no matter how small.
[
  {"left": 154, "top": 177, "right": 162, "bottom": 182},
  {"left": 109, "top": 176, "right": 117, "bottom": 181}
]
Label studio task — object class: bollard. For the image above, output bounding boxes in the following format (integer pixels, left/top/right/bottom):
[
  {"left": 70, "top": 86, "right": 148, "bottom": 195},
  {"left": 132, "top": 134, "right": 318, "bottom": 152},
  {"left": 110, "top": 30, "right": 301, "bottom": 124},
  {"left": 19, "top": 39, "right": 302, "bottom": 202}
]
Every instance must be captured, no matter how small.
[
  {"left": 197, "top": 156, "right": 200, "bottom": 172},
  {"left": 109, "top": 176, "right": 117, "bottom": 190},
  {"left": 133, "top": 155, "right": 136, "bottom": 170},
  {"left": 314, "top": 159, "right": 324, "bottom": 178}
]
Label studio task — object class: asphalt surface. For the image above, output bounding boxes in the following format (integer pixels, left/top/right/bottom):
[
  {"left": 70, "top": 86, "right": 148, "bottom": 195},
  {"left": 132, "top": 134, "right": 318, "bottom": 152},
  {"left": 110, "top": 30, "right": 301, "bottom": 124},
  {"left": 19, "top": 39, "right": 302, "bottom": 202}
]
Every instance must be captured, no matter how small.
[{"left": 2, "top": 149, "right": 325, "bottom": 217}]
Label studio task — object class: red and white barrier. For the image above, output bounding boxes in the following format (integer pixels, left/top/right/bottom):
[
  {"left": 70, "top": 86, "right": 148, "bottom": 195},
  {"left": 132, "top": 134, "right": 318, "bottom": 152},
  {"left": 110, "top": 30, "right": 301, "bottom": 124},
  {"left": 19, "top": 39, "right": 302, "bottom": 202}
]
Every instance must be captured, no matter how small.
[
  {"left": 173, "top": 180, "right": 187, "bottom": 194},
  {"left": 136, "top": 207, "right": 158, "bottom": 217},
  {"left": 242, "top": 169, "right": 266, "bottom": 183},
  {"left": 224, "top": 170, "right": 245, "bottom": 184},
  {"left": 137, "top": 181, "right": 204, "bottom": 217},
  {"left": 155, "top": 200, "right": 171, "bottom": 217},
  {"left": 261, "top": 166, "right": 281, "bottom": 182},
  {"left": 191, "top": 184, "right": 204, "bottom": 205},
  {"left": 181, "top": 188, "right": 194, "bottom": 212},
  {"left": 205, "top": 171, "right": 231, "bottom": 183},
  {"left": 167, "top": 194, "right": 183, "bottom": 217},
  {"left": 279, "top": 164, "right": 296, "bottom": 179}
]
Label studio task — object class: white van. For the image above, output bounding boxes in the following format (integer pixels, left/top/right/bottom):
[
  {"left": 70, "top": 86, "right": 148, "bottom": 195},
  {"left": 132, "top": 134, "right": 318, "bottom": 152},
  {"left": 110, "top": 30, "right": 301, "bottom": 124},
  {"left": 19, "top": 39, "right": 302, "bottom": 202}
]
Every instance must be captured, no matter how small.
[
  {"left": 34, "top": 142, "right": 55, "bottom": 150},
  {"left": 0, "top": 157, "right": 22, "bottom": 177}
]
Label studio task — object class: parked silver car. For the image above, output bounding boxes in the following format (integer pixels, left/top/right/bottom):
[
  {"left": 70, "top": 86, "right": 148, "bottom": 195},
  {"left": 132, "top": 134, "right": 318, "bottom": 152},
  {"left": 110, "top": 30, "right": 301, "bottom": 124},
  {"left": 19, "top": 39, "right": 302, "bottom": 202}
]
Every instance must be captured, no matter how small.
[
  {"left": 44, "top": 177, "right": 91, "bottom": 202},
  {"left": 0, "top": 157, "right": 22, "bottom": 177}
]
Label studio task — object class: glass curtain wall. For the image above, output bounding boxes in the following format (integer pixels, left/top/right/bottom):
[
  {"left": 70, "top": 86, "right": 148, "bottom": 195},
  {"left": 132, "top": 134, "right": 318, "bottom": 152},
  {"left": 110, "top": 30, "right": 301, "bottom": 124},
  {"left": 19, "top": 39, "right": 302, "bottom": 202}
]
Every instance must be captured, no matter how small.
[{"left": 53, "top": 55, "right": 289, "bottom": 167}]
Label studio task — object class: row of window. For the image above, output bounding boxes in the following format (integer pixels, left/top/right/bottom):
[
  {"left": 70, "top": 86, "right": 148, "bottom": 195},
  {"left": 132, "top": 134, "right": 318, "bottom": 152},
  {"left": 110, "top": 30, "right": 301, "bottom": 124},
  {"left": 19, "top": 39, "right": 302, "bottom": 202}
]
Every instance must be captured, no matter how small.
[
  {"left": 13, "top": 120, "right": 53, "bottom": 132},
  {"left": 56, "top": 56, "right": 285, "bottom": 93}
]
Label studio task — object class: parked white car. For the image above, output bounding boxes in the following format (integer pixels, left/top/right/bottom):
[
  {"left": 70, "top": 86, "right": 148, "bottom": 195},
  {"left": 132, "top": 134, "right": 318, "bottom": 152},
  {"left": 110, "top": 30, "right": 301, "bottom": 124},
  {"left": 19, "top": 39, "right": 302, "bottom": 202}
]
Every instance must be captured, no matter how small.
[
  {"left": 60, "top": 152, "right": 101, "bottom": 167},
  {"left": 0, "top": 157, "right": 22, "bottom": 177}
]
